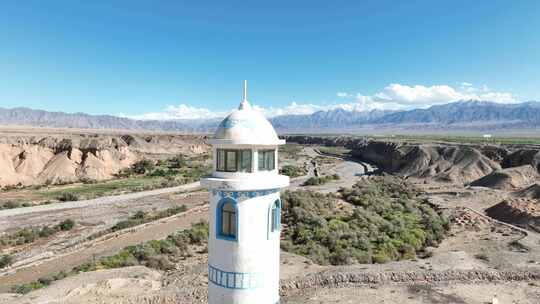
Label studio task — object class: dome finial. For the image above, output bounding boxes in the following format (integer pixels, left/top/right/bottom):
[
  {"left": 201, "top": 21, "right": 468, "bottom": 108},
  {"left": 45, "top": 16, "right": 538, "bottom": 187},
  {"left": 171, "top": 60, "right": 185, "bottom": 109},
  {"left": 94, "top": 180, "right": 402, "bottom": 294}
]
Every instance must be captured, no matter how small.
[{"left": 239, "top": 80, "right": 251, "bottom": 110}]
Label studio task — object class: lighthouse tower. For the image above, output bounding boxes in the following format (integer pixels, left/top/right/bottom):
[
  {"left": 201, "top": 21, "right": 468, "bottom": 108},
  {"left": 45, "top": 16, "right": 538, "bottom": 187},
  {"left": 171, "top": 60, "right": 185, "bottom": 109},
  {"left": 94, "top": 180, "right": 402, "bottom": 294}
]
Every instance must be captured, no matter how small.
[{"left": 202, "top": 81, "right": 289, "bottom": 304}]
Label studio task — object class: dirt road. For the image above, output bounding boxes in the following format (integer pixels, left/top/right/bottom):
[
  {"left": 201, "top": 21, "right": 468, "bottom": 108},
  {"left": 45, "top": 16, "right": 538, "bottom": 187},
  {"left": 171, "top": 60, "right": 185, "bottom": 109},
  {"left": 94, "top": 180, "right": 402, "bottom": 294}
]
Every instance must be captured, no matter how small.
[
  {"left": 0, "top": 182, "right": 201, "bottom": 219},
  {"left": 289, "top": 147, "right": 376, "bottom": 192}
]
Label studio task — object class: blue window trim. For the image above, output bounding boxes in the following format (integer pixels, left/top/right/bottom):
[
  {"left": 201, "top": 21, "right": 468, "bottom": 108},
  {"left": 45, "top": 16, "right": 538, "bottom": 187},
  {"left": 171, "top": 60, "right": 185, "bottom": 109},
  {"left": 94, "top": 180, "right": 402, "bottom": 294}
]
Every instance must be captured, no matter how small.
[
  {"left": 216, "top": 197, "right": 239, "bottom": 242},
  {"left": 267, "top": 199, "right": 281, "bottom": 240}
]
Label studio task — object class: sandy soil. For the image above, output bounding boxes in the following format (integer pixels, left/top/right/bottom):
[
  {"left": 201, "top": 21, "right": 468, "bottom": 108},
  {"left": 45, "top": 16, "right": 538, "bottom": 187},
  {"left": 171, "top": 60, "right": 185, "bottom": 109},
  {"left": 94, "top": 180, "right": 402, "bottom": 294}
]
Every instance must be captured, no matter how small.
[{"left": 283, "top": 282, "right": 540, "bottom": 304}]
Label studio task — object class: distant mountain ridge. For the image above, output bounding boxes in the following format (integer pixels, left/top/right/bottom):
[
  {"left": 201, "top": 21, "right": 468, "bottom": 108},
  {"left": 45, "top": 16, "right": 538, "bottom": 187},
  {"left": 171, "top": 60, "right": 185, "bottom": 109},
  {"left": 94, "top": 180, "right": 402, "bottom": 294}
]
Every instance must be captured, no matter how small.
[
  {"left": 375, "top": 101, "right": 540, "bottom": 125},
  {"left": 0, "top": 107, "right": 218, "bottom": 132},
  {"left": 1, "top": 100, "right": 540, "bottom": 133}
]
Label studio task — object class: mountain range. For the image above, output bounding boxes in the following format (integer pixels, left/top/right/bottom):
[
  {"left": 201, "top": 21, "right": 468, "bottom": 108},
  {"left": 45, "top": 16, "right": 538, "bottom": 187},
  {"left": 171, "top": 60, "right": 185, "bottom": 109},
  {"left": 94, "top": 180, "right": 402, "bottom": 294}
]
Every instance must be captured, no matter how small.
[{"left": 1, "top": 100, "right": 540, "bottom": 133}]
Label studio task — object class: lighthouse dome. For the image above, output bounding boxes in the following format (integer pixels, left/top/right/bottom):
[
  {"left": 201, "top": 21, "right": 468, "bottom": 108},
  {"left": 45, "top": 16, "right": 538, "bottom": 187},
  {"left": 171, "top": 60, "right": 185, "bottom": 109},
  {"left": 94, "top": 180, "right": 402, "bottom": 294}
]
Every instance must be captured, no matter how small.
[{"left": 211, "top": 86, "right": 284, "bottom": 146}]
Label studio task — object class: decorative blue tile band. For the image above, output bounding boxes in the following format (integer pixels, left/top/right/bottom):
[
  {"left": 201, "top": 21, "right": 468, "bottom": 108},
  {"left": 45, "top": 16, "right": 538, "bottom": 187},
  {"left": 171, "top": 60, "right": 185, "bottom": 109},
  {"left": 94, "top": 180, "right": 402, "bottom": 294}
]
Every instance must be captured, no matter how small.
[
  {"left": 208, "top": 265, "right": 264, "bottom": 290},
  {"left": 212, "top": 189, "right": 280, "bottom": 200}
]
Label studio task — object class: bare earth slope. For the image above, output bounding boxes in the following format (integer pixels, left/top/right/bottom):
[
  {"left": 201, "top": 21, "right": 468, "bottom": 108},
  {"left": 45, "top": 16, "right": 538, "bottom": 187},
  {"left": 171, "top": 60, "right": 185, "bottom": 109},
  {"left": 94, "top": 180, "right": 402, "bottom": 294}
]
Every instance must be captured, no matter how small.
[
  {"left": 286, "top": 137, "right": 502, "bottom": 184},
  {"left": 470, "top": 165, "right": 539, "bottom": 190},
  {"left": 396, "top": 144, "right": 501, "bottom": 183},
  {"left": 486, "top": 198, "right": 540, "bottom": 232},
  {"left": 0, "top": 130, "right": 208, "bottom": 187},
  {"left": 515, "top": 183, "right": 540, "bottom": 199}
]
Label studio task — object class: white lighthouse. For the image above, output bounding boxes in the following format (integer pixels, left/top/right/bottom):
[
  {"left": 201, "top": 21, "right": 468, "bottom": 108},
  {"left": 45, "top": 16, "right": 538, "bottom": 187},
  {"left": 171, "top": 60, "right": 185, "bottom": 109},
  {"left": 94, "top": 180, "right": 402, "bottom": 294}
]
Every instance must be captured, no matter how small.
[{"left": 201, "top": 81, "right": 289, "bottom": 304}]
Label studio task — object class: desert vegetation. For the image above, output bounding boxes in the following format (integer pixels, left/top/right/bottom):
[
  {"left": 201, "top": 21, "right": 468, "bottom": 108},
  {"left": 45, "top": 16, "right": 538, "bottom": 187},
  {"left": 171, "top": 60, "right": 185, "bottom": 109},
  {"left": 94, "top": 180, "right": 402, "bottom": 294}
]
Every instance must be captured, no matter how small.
[
  {"left": 0, "top": 219, "right": 76, "bottom": 249},
  {"left": 280, "top": 165, "right": 308, "bottom": 178},
  {"left": 10, "top": 221, "right": 208, "bottom": 294},
  {"left": 0, "top": 254, "right": 12, "bottom": 269},
  {"left": 86, "top": 205, "right": 189, "bottom": 241},
  {"left": 279, "top": 143, "right": 305, "bottom": 161},
  {"left": 281, "top": 176, "right": 449, "bottom": 265},
  {"left": 302, "top": 174, "right": 340, "bottom": 186}
]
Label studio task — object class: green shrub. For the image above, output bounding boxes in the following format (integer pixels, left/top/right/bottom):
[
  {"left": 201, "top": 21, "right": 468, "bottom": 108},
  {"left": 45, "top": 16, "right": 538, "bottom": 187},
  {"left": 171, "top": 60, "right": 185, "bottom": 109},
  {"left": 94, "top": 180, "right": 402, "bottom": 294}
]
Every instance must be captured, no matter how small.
[
  {"left": 58, "top": 219, "right": 75, "bottom": 231},
  {"left": 57, "top": 192, "right": 79, "bottom": 202},
  {"left": 169, "top": 154, "right": 187, "bottom": 168},
  {"left": 302, "top": 174, "right": 340, "bottom": 186},
  {"left": 131, "top": 159, "right": 155, "bottom": 175},
  {"left": 280, "top": 165, "right": 307, "bottom": 178},
  {"left": 0, "top": 254, "right": 13, "bottom": 269},
  {"left": 2, "top": 201, "right": 22, "bottom": 209},
  {"left": 281, "top": 176, "right": 448, "bottom": 265},
  {"left": 38, "top": 226, "right": 56, "bottom": 238}
]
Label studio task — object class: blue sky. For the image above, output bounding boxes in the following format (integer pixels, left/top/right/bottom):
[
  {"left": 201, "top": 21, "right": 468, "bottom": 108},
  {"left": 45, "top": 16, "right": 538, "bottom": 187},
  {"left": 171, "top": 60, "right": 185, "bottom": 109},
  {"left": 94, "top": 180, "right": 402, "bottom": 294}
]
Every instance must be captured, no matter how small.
[{"left": 0, "top": 0, "right": 539, "bottom": 119}]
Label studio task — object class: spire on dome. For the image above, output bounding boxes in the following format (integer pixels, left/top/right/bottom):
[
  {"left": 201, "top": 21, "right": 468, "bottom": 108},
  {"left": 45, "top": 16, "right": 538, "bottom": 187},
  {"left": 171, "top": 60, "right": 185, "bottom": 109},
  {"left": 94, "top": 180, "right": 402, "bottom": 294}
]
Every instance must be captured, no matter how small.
[{"left": 238, "top": 80, "right": 251, "bottom": 110}]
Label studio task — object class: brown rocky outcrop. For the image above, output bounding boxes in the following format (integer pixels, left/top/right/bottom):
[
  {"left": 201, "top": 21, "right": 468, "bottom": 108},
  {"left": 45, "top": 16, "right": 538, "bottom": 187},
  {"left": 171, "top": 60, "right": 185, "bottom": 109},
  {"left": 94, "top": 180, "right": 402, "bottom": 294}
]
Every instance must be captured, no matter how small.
[
  {"left": 470, "top": 165, "right": 538, "bottom": 190},
  {"left": 285, "top": 136, "right": 501, "bottom": 183},
  {"left": 0, "top": 133, "right": 209, "bottom": 187},
  {"left": 486, "top": 198, "right": 540, "bottom": 232}
]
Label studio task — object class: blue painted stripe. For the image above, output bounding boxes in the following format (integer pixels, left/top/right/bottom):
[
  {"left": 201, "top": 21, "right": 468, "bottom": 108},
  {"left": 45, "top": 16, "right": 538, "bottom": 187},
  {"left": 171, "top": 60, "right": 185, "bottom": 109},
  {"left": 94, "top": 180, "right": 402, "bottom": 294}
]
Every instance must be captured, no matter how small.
[
  {"left": 208, "top": 265, "right": 264, "bottom": 290},
  {"left": 212, "top": 189, "right": 280, "bottom": 200}
]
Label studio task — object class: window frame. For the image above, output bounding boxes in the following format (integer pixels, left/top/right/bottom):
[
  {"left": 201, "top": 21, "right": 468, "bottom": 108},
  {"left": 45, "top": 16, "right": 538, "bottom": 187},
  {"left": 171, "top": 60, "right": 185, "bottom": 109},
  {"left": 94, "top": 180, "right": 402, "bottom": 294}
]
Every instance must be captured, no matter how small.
[
  {"left": 258, "top": 149, "right": 276, "bottom": 171},
  {"left": 217, "top": 198, "right": 238, "bottom": 241},
  {"left": 268, "top": 199, "right": 281, "bottom": 239},
  {"left": 216, "top": 149, "right": 252, "bottom": 173}
]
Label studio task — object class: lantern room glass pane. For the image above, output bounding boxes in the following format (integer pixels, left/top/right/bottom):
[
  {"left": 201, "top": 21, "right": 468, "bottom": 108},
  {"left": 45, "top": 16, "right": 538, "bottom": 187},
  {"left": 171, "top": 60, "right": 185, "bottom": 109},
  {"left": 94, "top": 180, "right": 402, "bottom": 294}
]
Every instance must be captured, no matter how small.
[
  {"left": 239, "top": 150, "right": 252, "bottom": 172},
  {"left": 217, "top": 149, "right": 226, "bottom": 171},
  {"left": 226, "top": 151, "right": 237, "bottom": 171},
  {"left": 258, "top": 150, "right": 275, "bottom": 171}
]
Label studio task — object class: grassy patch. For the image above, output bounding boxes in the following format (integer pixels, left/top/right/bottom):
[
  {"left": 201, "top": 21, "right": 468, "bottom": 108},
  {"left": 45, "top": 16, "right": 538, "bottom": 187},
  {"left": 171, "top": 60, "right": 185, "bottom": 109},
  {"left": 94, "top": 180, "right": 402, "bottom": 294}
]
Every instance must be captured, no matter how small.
[
  {"left": 10, "top": 221, "right": 208, "bottom": 294},
  {"left": 302, "top": 174, "right": 340, "bottom": 186},
  {"left": 0, "top": 201, "right": 34, "bottom": 210},
  {"left": 280, "top": 165, "right": 308, "bottom": 178},
  {"left": 317, "top": 146, "right": 351, "bottom": 156},
  {"left": 0, "top": 219, "right": 76, "bottom": 248},
  {"left": 281, "top": 176, "right": 449, "bottom": 265},
  {"left": 87, "top": 205, "right": 188, "bottom": 241},
  {"left": 279, "top": 144, "right": 305, "bottom": 160}
]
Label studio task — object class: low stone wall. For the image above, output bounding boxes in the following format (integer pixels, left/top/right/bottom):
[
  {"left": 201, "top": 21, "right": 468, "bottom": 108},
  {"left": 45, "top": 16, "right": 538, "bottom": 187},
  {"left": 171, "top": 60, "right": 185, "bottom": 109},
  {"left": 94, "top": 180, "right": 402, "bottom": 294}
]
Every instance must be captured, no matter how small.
[{"left": 280, "top": 269, "right": 540, "bottom": 293}]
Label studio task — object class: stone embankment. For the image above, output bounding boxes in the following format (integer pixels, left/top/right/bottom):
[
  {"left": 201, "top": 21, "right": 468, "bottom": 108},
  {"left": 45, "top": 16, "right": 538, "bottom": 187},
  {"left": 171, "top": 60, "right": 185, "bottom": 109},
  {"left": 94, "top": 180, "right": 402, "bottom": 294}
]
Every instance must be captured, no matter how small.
[{"left": 280, "top": 269, "right": 540, "bottom": 293}]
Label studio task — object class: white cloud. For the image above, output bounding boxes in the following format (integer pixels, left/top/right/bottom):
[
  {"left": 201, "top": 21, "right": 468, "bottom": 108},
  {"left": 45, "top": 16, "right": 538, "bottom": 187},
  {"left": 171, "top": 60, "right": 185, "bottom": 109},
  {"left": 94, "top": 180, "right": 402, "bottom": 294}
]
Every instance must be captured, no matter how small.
[
  {"left": 253, "top": 102, "right": 326, "bottom": 117},
  {"left": 126, "top": 104, "right": 227, "bottom": 120},
  {"left": 369, "top": 83, "right": 516, "bottom": 106},
  {"left": 126, "top": 83, "right": 518, "bottom": 120},
  {"left": 373, "top": 84, "right": 463, "bottom": 105}
]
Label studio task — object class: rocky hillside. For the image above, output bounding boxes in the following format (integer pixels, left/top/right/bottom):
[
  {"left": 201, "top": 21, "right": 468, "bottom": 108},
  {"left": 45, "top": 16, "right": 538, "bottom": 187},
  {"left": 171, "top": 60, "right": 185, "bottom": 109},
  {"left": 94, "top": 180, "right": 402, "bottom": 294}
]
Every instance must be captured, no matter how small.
[
  {"left": 0, "top": 133, "right": 208, "bottom": 187},
  {"left": 285, "top": 135, "right": 540, "bottom": 184},
  {"left": 470, "top": 165, "right": 539, "bottom": 190},
  {"left": 286, "top": 136, "right": 502, "bottom": 183},
  {"left": 486, "top": 198, "right": 540, "bottom": 232}
]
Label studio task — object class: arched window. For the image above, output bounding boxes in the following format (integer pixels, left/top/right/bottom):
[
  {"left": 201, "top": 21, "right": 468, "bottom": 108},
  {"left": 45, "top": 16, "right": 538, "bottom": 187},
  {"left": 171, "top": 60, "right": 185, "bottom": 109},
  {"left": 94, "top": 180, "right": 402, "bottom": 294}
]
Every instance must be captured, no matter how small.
[
  {"left": 217, "top": 199, "right": 237, "bottom": 241},
  {"left": 269, "top": 199, "right": 281, "bottom": 236}
]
